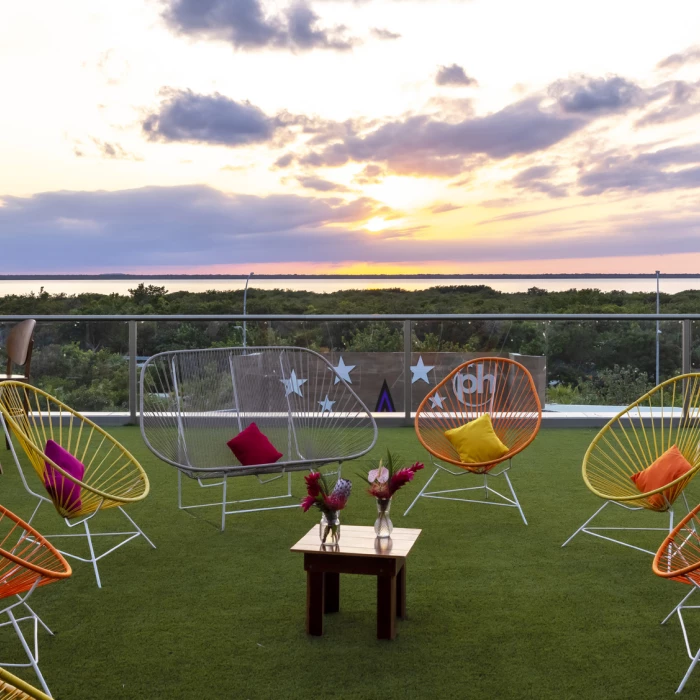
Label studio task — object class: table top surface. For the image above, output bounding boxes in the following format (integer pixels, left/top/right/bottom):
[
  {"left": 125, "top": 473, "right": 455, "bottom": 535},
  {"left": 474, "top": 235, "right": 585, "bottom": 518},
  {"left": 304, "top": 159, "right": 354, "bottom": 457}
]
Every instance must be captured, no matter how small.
[{"left": 290, "top": 525, "right": 422, "bottom": 558}]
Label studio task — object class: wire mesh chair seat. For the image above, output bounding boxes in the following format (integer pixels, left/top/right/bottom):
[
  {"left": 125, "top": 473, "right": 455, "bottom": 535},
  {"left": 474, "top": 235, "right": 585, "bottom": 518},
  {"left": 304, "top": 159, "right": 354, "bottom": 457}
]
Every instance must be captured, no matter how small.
[
  {"left": 652, "top": 503, "right": 700, "bottom": 693},
  {"left": 562, "top": 374, "right": 700, "bottom": 555},
  {"left": 0, "top": 381, "right": 155, "bottom": 588},
  {"left": 405, "top": 357, "right": 541, "bottom": 524},
  {"left": 140, "top": 346, "right": 377, "bottom": 530},
  {"left": 0, "top": 667, "right": 51, "bottom": 700},
  {"left": 1, "top": 505, "right": 71, "bottom": 698}
]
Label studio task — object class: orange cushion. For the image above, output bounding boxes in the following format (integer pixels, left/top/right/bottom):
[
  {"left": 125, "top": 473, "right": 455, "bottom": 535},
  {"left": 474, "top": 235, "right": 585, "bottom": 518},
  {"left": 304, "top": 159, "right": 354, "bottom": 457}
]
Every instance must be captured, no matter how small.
[{"left": 630, "top": 445, "right": 693, "bottom": 509}]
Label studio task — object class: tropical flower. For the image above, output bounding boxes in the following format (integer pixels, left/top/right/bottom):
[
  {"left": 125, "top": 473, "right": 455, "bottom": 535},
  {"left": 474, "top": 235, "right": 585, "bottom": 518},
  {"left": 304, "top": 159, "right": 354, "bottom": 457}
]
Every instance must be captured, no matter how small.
[
  {"left": 366, "top": 452, "right": 424, "bottom": 499},
  {"left": 301, "top": 472, "right": 352, "bottom": 516}
]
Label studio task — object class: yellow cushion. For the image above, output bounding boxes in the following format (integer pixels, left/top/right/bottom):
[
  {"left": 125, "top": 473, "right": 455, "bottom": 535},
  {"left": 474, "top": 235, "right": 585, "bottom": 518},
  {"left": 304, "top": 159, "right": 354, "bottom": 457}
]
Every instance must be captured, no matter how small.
[{"left": 444, "top": 414, "right": 510, "bottom": 464}]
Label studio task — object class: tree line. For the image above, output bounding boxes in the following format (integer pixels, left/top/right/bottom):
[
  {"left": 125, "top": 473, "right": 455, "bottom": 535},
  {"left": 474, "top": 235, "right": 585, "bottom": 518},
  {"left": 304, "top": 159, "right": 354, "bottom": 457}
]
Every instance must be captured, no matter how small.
[{"left": 2, "top": 283, "right": 697, "bottom": 410}]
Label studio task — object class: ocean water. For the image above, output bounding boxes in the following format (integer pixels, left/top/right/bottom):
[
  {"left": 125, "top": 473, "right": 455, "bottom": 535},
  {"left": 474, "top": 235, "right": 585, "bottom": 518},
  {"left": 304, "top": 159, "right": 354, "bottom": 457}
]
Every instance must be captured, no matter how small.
[{"left": 0, "top": 277, "right": 698, "bottom": 296}]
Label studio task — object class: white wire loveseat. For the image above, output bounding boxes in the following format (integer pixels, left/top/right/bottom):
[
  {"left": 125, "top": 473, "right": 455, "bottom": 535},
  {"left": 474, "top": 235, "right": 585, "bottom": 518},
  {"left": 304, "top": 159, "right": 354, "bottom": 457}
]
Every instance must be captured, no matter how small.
[{"left": 140, "top": 346, "right": 378, "bottom": 529}]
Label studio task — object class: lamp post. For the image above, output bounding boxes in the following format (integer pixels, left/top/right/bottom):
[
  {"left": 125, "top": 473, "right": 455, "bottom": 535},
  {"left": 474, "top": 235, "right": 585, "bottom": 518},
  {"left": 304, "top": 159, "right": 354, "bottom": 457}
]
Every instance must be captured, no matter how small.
[
  {"left": 243, "top": 271, "right": 254, "bottom": 349},
  {"left": 656, "top": 270, "right": 660, "bottom": 386}
]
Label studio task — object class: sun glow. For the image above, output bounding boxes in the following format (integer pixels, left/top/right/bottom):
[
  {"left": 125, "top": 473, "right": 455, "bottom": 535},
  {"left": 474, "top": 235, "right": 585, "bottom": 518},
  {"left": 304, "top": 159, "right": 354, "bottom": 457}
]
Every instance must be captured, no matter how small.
[{"left": 364, "top": 216, "right": 389, "bottom": 232}]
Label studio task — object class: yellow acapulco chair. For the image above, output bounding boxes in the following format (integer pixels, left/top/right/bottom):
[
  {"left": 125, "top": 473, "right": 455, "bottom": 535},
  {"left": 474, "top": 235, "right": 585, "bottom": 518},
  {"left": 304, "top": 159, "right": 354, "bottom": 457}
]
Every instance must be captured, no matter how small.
[
  {"left": 0, "top": 666, "right": 52, "bottom": 700},
  {"left": 563, "top": 373, "right": 700, "bottom": 555},
  {"left": 0, "top": 382, "right": 155, "bottom": 587}
]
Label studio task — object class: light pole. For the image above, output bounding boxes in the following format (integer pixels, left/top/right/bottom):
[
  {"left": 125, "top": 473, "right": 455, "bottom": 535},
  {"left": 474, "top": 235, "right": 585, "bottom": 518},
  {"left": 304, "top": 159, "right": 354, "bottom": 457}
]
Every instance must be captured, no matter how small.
[
  {"left": 656, "top": 270, "right": 660, "bottom": 386},
  {"left": 242, "top": 272, "right": 254, "bottom": 349}
]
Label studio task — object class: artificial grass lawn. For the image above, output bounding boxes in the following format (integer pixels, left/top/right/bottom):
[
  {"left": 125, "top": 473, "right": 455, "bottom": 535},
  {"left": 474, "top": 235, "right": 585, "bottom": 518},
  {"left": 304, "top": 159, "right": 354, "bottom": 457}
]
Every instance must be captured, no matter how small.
[{"left": 1, "top": 427, "right": 698, "bottom": 699}]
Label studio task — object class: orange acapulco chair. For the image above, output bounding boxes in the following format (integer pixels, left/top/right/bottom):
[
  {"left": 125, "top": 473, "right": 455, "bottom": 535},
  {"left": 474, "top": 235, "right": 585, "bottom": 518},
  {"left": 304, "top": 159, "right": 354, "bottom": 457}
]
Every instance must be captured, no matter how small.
[
  {"left": 0, "top": 505, "right": 71, "bottom": 698},
  {"left": 0, "top": 667, "right": 52, "bottom": 700},
  {"left": 562, "top": 374, "right": 700, "bottom": 555},
  {"left": 653, "top": 503, "right": 700, "bottom": 693},
  {"left": 404, "top": 357, "right": 542, "bottom": 524},
  {"left": 0, "top": 382, "right": 155, "bottom": 588}
]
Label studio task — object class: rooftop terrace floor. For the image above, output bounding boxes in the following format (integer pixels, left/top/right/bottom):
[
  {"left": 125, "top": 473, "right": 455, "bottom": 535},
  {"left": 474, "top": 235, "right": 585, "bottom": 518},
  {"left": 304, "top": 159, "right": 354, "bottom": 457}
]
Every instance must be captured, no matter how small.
[{"left": 0, "top": 427, "right": 695, "bottom": 699}]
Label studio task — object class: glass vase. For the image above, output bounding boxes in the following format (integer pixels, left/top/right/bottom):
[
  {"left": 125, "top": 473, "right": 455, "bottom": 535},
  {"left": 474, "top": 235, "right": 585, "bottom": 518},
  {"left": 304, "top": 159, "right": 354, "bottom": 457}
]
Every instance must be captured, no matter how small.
[
  {"left": 320, "top": 511, "right": 340, "bottom": 545},
  {"left": 374, "top": 498, "right": 393, "bottom": 538}
]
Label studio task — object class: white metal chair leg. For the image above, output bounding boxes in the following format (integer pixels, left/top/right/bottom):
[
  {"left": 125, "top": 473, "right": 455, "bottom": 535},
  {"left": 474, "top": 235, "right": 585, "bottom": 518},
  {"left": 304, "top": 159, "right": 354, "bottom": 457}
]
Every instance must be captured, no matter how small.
[
  {"left": 562, "top": 500, "right": 682, "bottom": 554},
  {"left": 118, "top": 507, "right": 156, "bottom": 549},
  {"left": 562, "top": 501, "right": 611, "bottom": 547},
  {"left": 221, "top": 477, "right": 228, "bottom": 532},
  {"left": 22, "top": 602, "right": 53, "bottom": 636},
  {"left": 403, "top": 467, "right": 439, "bottom": 516},
  {"left": 504, "top": 470, "right": 527, "bottom": 525},
  {"left": 84, "top": 520, "right": 102, "bottom": 589},
  {"left": 663, "top": 587, "right": 697, "bottom": 625},
  {"left": 678, "top": 649, "right": 700, "bottom": 693},
  {"left": 5, "top": 608, "right": 52, "bottom": 697}
]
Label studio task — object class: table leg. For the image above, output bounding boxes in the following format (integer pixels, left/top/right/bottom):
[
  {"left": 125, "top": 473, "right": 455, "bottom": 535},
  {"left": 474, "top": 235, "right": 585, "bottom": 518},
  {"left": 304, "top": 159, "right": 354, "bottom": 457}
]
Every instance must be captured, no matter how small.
[
  {"left": 396, "top": 560, "right": 406, "bottom": 620},
  {"left": 377, "top": 574, "right": 397, "bottom": 640},
  {"left": 306, "top": 571, "right": 325, "bottom": 636},
  {"left": 324, "top": 572, "right": 340, "bottom": 614}
]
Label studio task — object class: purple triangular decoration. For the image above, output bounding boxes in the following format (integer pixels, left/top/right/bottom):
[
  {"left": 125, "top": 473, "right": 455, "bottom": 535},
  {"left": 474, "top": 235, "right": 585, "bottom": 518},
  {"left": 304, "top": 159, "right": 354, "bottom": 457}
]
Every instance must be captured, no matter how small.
[{"left": 375, "top": 379, "right": 396, "bottom": 412}]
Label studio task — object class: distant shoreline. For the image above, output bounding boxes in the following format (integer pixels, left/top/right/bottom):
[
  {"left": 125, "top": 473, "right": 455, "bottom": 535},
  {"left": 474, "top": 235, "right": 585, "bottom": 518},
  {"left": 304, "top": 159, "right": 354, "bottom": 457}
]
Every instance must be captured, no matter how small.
[{"left": 0, "top": 273, "right": 695, "bottom": 281}]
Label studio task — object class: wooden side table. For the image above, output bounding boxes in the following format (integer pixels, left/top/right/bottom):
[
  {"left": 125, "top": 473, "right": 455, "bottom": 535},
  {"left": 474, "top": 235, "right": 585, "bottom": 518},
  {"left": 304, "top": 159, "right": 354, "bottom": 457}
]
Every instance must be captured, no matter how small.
[{"left": 290, "top": 525, "right": 422, "bottom": 640}]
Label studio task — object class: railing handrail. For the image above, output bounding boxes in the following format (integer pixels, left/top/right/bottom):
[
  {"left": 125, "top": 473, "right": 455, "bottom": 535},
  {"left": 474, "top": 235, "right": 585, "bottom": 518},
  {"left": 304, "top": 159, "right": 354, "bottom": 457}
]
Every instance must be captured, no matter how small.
[
  {"left": 1, "top": 313, "right": 694, "bottom": 425},
  {"left": 0, "top": 313, "right": 699, "bottom": 322}
]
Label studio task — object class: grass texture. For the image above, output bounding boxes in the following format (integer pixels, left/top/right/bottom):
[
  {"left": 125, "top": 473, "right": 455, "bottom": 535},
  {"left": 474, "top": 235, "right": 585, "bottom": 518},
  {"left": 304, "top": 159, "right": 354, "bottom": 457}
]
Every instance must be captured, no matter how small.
[{"left": 1, "top": 427, "right": 698, "bottom": 699}]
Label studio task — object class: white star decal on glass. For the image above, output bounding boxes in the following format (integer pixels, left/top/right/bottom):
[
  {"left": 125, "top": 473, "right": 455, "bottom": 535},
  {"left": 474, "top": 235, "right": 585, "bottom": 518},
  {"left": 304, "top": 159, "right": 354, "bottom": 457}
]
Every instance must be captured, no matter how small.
[
  {"left": 332, "top": 356, "right": 356, "bottom": 385},
  {"left": 318, "top": 395, "right": 335, "bottom": 413},
  {"left": 410, "top": 356, "right": 434, "bottom": 384},
  {"left": 281, "top": 370, "right": 307, "bottom": 397},
  {"left": 429, "top": 393, "right": 446, "bottom": 409}
]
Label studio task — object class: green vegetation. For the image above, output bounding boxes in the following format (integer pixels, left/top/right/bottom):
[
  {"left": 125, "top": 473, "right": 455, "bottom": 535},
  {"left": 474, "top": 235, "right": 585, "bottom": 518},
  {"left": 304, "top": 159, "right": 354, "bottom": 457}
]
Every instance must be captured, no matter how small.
[
  {"left": 1, "top": 282, "right": 697, "bottom": 408},
  {"left": 0, "top": 426, "right": 694, "bottom": 699}
]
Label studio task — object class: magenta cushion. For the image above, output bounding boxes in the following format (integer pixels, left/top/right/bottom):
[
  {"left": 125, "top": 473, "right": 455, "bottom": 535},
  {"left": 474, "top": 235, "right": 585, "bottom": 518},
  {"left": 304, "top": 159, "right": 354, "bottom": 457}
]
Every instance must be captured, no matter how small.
[
  {"left": 44, "top": 439, "right": 85, "bottom": 513},
  {"left": 226, "top": 423, "right": 283, "bottom": 466}
]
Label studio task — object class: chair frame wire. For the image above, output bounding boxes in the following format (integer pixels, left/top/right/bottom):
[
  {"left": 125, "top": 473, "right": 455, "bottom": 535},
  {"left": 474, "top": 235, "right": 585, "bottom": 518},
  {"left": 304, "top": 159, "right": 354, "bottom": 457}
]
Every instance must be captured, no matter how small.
[
  {"left": 140, "top": 346, "right": 377, "bottom": 530},
  {"left": 404, "top": 357, "right": 542, "bottom": 524},
  {"left": 0, "top": 506, "right": 71, "bottom": 698},
  {"left": 653, "top": 503, "right": 700, "bottom": 692},
  {"left": 0, "top": 381, "right": 155, "bottom": 588},
  {"left": 563, "top": 373, "right": 700, "bottom": 555}
]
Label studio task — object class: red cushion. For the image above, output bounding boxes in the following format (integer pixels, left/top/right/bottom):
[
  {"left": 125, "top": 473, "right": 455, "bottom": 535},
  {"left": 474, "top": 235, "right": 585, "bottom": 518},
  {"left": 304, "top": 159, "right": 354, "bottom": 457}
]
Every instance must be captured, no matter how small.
[
  {"left": 44, "top": 439, "right": 85, "bottom": 514},
  {"left": 631, "top": 445, "right": 693, "bottom": 509},
  {"left": 227, "top": 423, "right": 283, "bottom": 467}
]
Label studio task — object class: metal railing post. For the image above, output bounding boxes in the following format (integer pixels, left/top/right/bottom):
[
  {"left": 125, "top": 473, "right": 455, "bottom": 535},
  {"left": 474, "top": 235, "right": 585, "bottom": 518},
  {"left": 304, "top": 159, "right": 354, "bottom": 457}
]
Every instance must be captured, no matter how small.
[
  {"left": 683, "top": 319, "right": 692, "bottom": 375},
  {"left": 129, "top": 320, "right": 137, "bottom": 424},
  {"left": 404, "top": 320, "right": 412, "bottom": 426},
  {"left": 682, "top": 319, "right": 692, "bottom": 420}
]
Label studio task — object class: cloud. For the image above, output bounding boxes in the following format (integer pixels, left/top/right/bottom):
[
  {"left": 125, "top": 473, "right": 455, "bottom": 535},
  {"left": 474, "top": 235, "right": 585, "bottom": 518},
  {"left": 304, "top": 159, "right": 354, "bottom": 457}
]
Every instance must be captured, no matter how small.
[
  {"left": 299, "top": 97, "right": 585, "bottom": 177},
  {"left": 0, "top": 185, "right": 385, "bottom": 271},
  {"left": 510, "top": 165, "right": 568, "bottom": 198},
  {"left": 371, "top": 27, "right": 401, "bottom": 40},
  {"left": 657, "top": 45, "right": 700, "bottom": 71},
  {"left": 477, "top": 203, "right": 585, "bottom": 225},
  {"left": 550, "top": 75, "right": 648, "bottom": 115},
  {"left": 1, "top": 185, "right": 698, "bottom": 271},
  {"left": 352, "top": 164, "right": 386, "bottom": 184},
  {"left": 578, "top": 143, "right": 700, "bottom": 195},
  {"left": 636, "top": 80, "right": 700, "bottom": 127},
  {"left": 296, "top": 175, "right": 351, "bottom": 192},
  {"left": 162, "top": 0, "right": 357, "bottom": 52},
  {"left": 429, "top": 202, "right": 462, "bottom": 214},
  {"left": 72, "top": 138, "right": 142, "bottom": 161},
  {"left": 435, "top": 64, "right": 476, "bottom": 87},
  {"left": 143, "top": 89, "right": 278, "bottom": 146},
  {"left": 91, "top": 139, "right": 143, "bottom": 161}
]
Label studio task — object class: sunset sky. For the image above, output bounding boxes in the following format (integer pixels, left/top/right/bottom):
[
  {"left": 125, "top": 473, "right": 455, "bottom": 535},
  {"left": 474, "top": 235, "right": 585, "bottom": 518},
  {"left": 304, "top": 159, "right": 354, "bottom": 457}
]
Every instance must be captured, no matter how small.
[{"left": 2, "top": 0, "right": 700, "bottom": 274}]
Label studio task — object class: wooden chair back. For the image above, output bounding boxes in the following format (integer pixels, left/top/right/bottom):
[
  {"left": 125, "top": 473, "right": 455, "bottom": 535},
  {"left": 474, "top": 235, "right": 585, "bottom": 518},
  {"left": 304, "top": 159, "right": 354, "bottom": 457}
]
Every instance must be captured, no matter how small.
[{"left": 5, "top": 320, "right": 35, "bottom": 378}]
